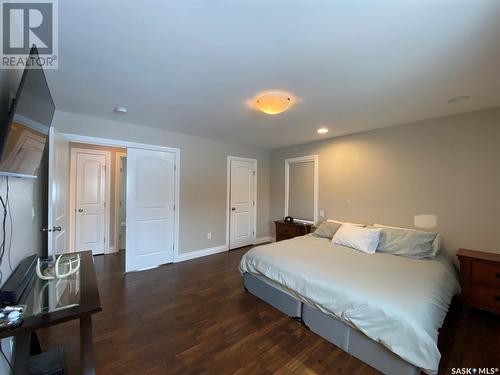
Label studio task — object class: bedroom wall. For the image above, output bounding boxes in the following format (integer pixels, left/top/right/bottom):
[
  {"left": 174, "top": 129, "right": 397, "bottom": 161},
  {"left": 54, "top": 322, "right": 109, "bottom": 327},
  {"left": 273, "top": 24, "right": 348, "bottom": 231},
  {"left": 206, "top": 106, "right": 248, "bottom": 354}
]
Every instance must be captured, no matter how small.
[
  {"left": 0, "top": 64, "right": 48, "bottom": 372},
  {"left": 52, "top": 110, "right": 272, "bottom": 254},
  {"left": 270, "top": 107, "right": 500, "bottom": 258}
]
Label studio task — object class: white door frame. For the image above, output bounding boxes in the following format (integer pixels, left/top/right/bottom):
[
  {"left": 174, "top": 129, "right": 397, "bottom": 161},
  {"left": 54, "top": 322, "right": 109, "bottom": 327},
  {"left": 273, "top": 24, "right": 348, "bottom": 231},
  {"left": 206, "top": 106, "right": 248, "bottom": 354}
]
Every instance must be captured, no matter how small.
[
  {"left": 69, "top": 147, "right": 111, "bottom": 254},
  {"left": 47, "top": 127, "right": 58, "bottom": 255},
  {"left": 114, "top": 151, "right": 127, "bottom": 253},
  {"left": 226, "top": 156, "right": 257, "bottom": 249},
  {"left": 59, "top": 133, "right": 180, "bottom": 261},
  {"left": 47, "top": 127, "right": 69, "bottom": 256},
  {"left": 284, "top": 154, "right": 319, "bottom": 224}
]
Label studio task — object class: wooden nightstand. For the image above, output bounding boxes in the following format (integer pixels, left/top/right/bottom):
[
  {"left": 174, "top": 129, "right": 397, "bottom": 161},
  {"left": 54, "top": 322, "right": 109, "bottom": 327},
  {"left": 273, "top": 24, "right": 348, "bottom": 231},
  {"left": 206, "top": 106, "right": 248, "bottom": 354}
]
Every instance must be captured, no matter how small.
[
  {"left": 274, "top": 220, "right": 312, "bottom": 242},
  {"left": 457, "top": 248, "right": 500, "bottom": 314}
]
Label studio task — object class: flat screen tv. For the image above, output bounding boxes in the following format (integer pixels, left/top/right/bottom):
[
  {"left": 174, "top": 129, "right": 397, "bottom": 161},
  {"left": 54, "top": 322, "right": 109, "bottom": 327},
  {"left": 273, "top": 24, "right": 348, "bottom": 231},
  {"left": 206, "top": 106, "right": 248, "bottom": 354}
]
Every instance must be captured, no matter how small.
[{"left": 0, "top": 46, "right": 55, "bottom": 179}]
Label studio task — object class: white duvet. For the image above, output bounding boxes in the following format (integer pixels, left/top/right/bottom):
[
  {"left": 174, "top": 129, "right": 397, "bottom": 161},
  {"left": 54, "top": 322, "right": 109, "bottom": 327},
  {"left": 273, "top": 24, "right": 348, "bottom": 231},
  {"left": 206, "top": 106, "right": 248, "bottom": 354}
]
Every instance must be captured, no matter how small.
[{"left": 239, "top": 235, "right": 460, "bottom": 374}]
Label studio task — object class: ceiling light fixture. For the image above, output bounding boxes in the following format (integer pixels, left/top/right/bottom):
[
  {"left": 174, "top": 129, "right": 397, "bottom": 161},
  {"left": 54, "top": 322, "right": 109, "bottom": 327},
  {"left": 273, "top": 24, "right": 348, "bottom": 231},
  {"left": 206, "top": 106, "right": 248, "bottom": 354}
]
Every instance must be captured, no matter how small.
[
  {"left": 447, "top": 96, "right": 470, "bottom": 104},
  {"left": 253, "top": 91, "right": 294, "bottom": 115},
  {"left": 114, "top": 106, "right": 127, "bottom": 114},
  {"left": 317, "top": 127, "right": 329, "bottom": 134}
]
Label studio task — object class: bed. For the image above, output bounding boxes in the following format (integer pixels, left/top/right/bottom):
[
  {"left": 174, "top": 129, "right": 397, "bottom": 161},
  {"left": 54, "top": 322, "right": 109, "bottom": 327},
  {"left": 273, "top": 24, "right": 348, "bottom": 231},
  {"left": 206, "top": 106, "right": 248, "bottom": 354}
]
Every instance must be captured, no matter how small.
[{"left": 239, "top": 234, "right": 460, "bottom": 375}]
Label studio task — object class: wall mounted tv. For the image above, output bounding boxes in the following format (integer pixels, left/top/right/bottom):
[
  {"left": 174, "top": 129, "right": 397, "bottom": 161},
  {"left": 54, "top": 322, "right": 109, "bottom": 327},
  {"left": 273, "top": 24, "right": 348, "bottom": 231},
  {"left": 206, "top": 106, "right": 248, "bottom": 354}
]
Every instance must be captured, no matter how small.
[{"left": 0, "top": 46, "right": 55, "bottom": 179}]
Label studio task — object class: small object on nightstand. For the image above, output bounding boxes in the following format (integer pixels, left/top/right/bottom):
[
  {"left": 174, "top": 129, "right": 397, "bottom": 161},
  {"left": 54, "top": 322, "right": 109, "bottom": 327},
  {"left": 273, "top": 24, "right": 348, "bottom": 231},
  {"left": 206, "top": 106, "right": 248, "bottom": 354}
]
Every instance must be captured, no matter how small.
[
  {"left": 457, "top": 248, "right": 500, "bottom": 315},
  {"left": 274, "top": 220, "right": 312, "bottom": 242}
]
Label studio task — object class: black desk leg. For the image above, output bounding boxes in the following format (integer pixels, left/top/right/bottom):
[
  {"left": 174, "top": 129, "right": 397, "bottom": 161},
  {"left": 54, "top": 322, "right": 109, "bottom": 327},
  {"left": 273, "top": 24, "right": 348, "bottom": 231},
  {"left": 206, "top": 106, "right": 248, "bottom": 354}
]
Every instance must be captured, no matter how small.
[
  {"left": 13, "top": 333, "right": 30, "bottom": 374},
  {"left": 80, "top": 315, "right": 95, "bottom": 375},
  {"left": 30, "top": 331, "right": 42, "bottom": 355}
]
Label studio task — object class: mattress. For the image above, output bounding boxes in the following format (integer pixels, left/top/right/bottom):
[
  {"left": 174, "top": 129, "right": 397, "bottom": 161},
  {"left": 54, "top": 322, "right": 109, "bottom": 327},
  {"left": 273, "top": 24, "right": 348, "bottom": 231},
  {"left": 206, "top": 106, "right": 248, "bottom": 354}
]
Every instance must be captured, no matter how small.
[{"left": 239, "top": 234, "right": 460, "bottom": 374}]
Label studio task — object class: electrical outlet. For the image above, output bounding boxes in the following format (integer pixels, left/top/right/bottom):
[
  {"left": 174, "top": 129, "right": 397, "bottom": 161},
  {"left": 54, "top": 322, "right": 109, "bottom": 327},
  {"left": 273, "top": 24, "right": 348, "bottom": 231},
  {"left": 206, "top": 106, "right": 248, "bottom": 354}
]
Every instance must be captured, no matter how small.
[
  {"left": 207, "top": 232, "right": 211, "bottom": 240},
  {"left": 319, "top": 210, "right": 325, "bottom": 217}
]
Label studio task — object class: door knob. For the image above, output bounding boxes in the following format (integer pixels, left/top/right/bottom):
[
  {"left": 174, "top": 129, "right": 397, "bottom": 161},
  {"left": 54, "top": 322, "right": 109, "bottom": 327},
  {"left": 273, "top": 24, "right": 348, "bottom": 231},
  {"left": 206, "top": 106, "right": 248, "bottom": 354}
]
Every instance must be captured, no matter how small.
[
  {"left": 231, "top": 207, "right": 236, "bottom": 211},
  {"left": 53, "top": 226, "right": 62, "bottom": 232},
  {"left": 78, "top": 208, "right": 84, "bottom": 213}
]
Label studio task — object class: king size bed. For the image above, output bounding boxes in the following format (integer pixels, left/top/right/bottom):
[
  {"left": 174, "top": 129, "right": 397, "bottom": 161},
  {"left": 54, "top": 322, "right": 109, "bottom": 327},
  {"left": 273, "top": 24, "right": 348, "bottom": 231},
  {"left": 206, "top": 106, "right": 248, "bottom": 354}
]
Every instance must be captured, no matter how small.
[{"left": 240, "top": 228, "right": 460, "bottom": 375}]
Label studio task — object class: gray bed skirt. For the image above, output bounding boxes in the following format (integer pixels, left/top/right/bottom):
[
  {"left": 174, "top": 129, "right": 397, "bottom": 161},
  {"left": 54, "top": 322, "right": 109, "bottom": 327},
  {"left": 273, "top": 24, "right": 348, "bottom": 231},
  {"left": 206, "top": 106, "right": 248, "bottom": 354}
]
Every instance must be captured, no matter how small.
[{"left": 243, "top": 273, "right": 421, "bottom": 375}]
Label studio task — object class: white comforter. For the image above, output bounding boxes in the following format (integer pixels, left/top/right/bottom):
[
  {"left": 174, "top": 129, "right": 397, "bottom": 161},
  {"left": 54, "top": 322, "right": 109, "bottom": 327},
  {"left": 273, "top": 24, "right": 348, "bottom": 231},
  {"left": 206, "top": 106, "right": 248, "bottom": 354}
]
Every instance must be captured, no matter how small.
[{"left": 239, "top": 235, "right": 460, "bottom": 374}]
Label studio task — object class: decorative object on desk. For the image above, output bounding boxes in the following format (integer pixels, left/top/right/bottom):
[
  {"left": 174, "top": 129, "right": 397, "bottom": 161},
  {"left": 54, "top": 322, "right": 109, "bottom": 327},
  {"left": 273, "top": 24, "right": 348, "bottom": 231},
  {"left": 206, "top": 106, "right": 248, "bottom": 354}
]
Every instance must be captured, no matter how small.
[
  {"left": 36, "top": 254, "right": 81, "bottom": 280},
  {"left": 0, "top": 305, "right": 25, "bottom": 331},
  {"left": 284, "top": 216, "right": 294, "bottom": 224}
]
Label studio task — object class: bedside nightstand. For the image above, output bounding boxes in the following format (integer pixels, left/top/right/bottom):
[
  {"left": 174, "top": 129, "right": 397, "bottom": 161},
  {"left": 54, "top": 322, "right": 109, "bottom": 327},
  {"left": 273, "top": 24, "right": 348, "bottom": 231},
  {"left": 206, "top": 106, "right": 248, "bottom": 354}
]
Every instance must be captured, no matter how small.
[
  {"left": 274, "top": 220, "right": 312, "bottom": 242},
  {"left": 457, "top": 248, "right": 500, "bottom": 314}
]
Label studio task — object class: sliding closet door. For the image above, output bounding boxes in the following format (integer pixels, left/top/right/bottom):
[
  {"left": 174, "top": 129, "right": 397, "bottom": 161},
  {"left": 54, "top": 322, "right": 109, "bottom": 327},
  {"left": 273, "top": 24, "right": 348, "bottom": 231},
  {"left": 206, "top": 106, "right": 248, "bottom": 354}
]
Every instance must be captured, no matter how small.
[{"left": 126, "top": 148, "right": 176, "bottom": 272}]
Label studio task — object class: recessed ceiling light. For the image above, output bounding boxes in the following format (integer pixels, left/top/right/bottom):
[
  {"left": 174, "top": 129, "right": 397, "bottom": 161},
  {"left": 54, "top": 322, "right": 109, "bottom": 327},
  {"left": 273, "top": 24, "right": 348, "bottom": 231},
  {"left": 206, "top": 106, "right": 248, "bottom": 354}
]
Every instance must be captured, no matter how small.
[
  {"left": 252, "top": 91, "right": 294, "bottom": 115},
  {"left": 447, "top": 96, "right": 470, "bottom": 104},
  {"left": 317, "top": 127, "right": 329, "bottom": 134},
  {"left": 114, "top": 106, "right": 127, "bottom": 114}
]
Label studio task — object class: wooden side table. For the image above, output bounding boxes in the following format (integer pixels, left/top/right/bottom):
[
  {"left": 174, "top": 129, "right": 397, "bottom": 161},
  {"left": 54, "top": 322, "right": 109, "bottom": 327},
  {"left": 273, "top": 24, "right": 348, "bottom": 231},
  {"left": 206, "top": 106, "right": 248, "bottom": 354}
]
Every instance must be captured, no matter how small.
[
  {"left": 457, "top": 248, "right": 500, "bottom": 314},
  {"left": 274, "top": 220, "right": 312, "bottom": 242},
  {"left": 1, "top": 251, "right": 102, "bottom": 374}
]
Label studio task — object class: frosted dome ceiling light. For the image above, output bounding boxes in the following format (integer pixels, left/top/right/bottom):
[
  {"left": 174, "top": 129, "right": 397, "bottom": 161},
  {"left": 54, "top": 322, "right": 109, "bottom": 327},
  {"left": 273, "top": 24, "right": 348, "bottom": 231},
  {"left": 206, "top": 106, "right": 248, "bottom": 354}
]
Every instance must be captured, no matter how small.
[
  {"left": 317, "top": 127, "right": 329, "bottom": 134},
  {"left": 254, "top": 91, "right": 293, "bottom": 115}
]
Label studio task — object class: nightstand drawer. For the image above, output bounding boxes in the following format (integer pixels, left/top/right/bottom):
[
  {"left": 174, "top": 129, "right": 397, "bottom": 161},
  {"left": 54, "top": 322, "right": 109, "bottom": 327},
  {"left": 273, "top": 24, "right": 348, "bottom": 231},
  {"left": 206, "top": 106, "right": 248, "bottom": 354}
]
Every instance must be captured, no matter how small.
[
  {"left": 277, "top": 225, "right": 298, "bottom": 237},
  {"left": 471, "top": 261, "right": 500, "bottom": 288},
  {"left": 457, "top": 248, "right": 500, "bottom": 315},
  {"left": 274, "top": 220, "right": 312, "bottom": 242},
  {"left": 470, "top": 287, "right": 500, "bottom": 313}
]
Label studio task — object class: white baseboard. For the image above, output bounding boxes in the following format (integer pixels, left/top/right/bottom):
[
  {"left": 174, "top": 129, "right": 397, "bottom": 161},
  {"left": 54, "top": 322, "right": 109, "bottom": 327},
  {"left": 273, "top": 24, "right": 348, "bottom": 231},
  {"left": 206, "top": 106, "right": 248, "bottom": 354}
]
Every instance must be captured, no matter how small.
[
  {"left": 105, "top": 246, "right": 118, "bottom": 254},
  {"left": 174, "top": 244, "right": 228, "bottom": 263},
  {"left": 254, "top": 236, "right": 275, "bottom": 244},
  {"left": 174, "top": 237, "right": 274, "bottom": 263}
]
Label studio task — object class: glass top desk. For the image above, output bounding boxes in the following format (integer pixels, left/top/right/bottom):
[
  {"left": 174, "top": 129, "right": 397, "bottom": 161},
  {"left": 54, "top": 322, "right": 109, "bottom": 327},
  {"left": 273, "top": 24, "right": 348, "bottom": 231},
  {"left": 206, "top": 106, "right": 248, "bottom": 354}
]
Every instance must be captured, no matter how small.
[{"left": 0, "top": 251, "right": 102, "bottom": 375}]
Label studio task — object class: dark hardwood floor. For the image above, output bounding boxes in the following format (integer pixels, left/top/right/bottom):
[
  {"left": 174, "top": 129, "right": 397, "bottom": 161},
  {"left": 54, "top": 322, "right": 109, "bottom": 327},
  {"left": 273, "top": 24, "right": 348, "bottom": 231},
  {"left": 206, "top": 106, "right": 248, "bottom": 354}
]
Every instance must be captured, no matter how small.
[{"left": 37, "top": 247, "right": 499, "bottom": 374}]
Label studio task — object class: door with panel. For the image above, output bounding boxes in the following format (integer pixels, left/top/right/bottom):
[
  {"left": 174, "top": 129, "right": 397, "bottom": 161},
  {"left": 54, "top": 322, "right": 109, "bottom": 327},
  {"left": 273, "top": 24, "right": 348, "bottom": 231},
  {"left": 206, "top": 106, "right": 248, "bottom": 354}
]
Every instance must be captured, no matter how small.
[
  {"left": 47, "top": 127, "right": 69, "bottom": 255},
  {"left": 126, "top": 148, "right": 176, "bottom": 272},
  {"left": 229, "top": 159, "right": 256, "bottom": 249},
  {"left": 74, "top": 150, "right": 108, "bottom": 255}
]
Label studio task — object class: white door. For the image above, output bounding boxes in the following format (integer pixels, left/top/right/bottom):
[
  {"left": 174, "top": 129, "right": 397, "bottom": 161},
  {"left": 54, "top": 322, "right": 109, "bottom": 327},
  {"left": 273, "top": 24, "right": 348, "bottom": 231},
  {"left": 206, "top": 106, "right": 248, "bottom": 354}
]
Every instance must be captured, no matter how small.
[
  {"left": 74, "top": 151, "right": 107, "bottom": 255},
  {"left": 126, "top": 148, "right": 176, "bottom": 272},
  {"left": 229, "top": 159, "right": 256, "bottom": 249},
  {"left": 47, "top": 128, "right": 69, "bottom": 255}
]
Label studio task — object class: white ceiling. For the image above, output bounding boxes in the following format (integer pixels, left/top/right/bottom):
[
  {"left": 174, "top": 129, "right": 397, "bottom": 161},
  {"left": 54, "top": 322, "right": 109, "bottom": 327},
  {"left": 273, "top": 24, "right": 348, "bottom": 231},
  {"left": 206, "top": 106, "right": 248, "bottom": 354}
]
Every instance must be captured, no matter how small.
[{"left": 46, "top": 1, "right": 500, "bottom": 149}]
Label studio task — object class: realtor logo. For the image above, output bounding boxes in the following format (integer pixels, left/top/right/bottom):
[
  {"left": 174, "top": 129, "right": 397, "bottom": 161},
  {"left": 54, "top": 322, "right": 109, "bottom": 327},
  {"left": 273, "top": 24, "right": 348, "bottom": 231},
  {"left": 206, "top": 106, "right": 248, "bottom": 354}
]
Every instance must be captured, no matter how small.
[{"left": 1, "top": 0, "right": 58, "bottom": 69}]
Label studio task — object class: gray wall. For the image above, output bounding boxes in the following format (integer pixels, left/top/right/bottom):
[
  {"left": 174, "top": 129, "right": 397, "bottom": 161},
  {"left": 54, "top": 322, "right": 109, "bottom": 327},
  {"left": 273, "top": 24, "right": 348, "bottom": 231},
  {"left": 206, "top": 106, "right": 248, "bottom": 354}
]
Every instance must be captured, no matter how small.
[
  {"left": 0, "top": 64, "right": 48, "bottom": 371},
  {"left": 271, "top": 107, "right": 500, "bottom": 258},
  {"left": 0, "top": 68, "right": 47, "bottom": 283},
  {"left": 53, "top": 110, "right": 271, "bottom": 254}
]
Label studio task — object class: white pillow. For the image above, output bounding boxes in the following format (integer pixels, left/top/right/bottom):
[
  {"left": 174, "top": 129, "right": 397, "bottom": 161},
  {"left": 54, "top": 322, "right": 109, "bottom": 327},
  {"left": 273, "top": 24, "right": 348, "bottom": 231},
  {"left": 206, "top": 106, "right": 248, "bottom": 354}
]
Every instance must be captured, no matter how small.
[{"left": 332, "top": 224, "right": 382, "bottom": 254}]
